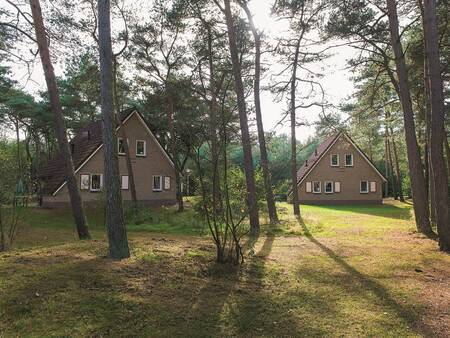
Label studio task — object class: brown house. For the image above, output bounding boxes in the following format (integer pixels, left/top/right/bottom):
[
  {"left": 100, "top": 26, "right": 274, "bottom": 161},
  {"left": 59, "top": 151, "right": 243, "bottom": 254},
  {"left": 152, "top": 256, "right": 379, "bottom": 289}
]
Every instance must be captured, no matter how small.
[
  {"left": 38, "top": 108, "right": 176, "bottom": 208},
  {"left": 288, "top": 132, "right": 387, "bottom": 205}
]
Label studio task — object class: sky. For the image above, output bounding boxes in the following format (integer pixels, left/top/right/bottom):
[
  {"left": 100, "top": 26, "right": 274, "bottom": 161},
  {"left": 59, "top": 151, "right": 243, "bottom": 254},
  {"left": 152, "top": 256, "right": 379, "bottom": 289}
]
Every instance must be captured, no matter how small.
[{"left": 4, "top": 0, "right": 356, "bottom": 142}]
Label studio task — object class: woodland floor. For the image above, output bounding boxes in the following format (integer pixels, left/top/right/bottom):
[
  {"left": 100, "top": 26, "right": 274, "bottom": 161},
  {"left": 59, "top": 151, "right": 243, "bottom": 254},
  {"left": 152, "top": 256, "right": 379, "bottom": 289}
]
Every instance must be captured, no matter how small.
[{"left": 0, "top": 200, "right": 449, "bottom": 337}]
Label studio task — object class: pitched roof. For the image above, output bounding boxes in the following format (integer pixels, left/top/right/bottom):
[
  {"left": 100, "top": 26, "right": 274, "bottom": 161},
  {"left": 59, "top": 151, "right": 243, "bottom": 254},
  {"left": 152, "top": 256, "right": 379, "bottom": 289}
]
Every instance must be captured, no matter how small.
[
  {"left": 38, "top": 108, "right": 150, "bottom": 195},
  {"left": 288, "top": 131, "right": 387, "bottom": 196}
]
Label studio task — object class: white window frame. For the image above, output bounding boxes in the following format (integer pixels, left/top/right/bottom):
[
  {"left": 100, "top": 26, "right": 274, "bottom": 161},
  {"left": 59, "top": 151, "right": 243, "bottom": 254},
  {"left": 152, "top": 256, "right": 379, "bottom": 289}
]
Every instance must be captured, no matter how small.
[
  {"left": 121, "top": 175, "right": 129, "bottom": 190},
  {"left": 360, "top": 180, "right": 369, "bottom": 194},
  {"left": 80, "top": 174, "right": 90, "bottom": 190},
  {"left": 324, "top": 181, "right": 334, "bottom": 194},
  {"left": 136, "top": 140, "right": 147, "bottom": 157},
  {"left": 153, "top": 175, "right": 163, "bottom": 192},
  {"left": 90, "top": 173, "right": 103, "bottom": 192},
  {"left": 118, "top": 138, "right": 127, "bottom": 155},
  {"left": 334, "top": 181, "right": 341, "bottom": 193},
  {"left": 312, "top": 181, "right": 321, "bottom": 194},
  {"left": 330, "top": 154, "right": 339, "bottom": 167},
  {"left": 345, "top": 154, "right": 354, "bottom": 167}
]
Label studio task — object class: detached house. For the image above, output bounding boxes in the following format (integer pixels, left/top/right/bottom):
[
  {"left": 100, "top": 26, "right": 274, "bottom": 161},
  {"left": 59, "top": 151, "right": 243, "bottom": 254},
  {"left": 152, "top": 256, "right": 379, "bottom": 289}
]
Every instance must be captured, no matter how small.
[
  {"left": 288, "top": 132, "right": 387, "bottom": 205},
  {"left": 38, "top": 108, "right": 176, "bottom": 208}
]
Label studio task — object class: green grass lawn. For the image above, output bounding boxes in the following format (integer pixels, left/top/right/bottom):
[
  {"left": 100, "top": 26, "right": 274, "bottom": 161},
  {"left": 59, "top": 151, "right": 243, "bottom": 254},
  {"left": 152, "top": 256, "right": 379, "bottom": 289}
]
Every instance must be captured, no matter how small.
[{"left": 1, "top": 200, "right": 449, "bottom": 337}]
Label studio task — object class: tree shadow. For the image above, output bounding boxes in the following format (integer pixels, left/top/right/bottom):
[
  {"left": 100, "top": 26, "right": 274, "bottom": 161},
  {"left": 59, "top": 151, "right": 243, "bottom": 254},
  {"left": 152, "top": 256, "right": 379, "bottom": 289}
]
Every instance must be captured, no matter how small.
[
  {"left": 311, "top": 203, "right": 413, "bottom": 220},
  {"left": 296, "top": 216, "right": 435, "bottom": 337}
]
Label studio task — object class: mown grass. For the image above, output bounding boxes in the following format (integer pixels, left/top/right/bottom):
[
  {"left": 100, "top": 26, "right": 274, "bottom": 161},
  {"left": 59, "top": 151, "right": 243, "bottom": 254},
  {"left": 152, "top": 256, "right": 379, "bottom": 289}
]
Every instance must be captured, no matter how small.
[{"left": 1, "top": 199, "right": 449, "bottom": 337}]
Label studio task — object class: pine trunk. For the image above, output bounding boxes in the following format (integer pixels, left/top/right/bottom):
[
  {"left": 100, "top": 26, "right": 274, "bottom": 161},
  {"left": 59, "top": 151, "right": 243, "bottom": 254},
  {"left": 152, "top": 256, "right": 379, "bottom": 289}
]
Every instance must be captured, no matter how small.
[
  {"left": 241, "top": 3, "right": 278, "bottom": 224},
  {"left": 224, "top": 0, "right": 259, "bottom": 235},
  {"left": 422, "top": 0, "right": 450, "bottom": 251},
  {"left": 386, "top": 0, "right": 432, "bottom": 234},
  {"left": 390, "top": 128, "right": 405, "bottom": 201},
  {"left": 290, "top": 40, "right": 301, "bottom": 216},
  {"left": 29, "top": 0, "right": 90, "bottom": 240},
  {"left": 167, "top": 96, "right": 183, "bottom": 212},
  {"left": 98, "top": 0, "right": 130, "bottom": 259}
]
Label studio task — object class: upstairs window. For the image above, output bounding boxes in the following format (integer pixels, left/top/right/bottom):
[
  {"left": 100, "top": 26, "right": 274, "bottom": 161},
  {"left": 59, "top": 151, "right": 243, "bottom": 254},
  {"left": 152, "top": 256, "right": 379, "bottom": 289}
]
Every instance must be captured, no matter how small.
[
  {"left": 331, "top": 154, "right": 339, "bottom": 167},
  {"left": 90, "top": 174, "right": 102, "bottom": 192},
  {"left": 153, "top": 175, "right": 163, "bottom": 192},
  {"left": 345, "top": 154, "right": 354, "bottom": 166},
  {"left": 360, "top": 181, "right": 369, "bottom": 193},
  {"left": 136, "top": 140, "right": 146, "bottom": 157},
  {"left": 313, "top": 181, "right": 321, "bottom": 193},
  {"left": 80, "top": 174, "right": 90, "bottom": 190},
  {"left": 118, "top": 138, "right": 127, "bottom": 155}
]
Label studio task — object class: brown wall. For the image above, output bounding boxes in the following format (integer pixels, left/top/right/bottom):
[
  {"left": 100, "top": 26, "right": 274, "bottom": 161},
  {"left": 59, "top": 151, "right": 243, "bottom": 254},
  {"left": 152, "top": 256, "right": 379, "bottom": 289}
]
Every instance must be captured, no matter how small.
[
  {"left": 42, "top": 112, "right": 176, "bottom": 207},
  {"left": 296, "top": 135, "right": 384, "bottom": 205}
]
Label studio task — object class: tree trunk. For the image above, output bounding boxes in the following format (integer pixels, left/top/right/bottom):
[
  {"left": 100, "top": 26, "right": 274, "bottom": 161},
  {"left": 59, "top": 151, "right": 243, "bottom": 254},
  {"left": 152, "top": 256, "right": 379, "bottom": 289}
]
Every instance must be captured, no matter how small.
[
  {"left": 223, "top": 0, "right": 259, "bottom": 235},
  {"left": 167, "top": 95, "right": 183, "bottom": 212},
  {"left": 113, "top": 58, "right": 138, "bottom": 210},
  {"left": 422, "top": 0, "right": 450, "bottom": 251},
  {"left": 29, "top": 0, "right": 90, "bottom": 240},
  {"left": 240, "top": 2, "right": 278, "bottom": 224},
  {"left": 386, "top": 0, "right": 432, "bottom": 234},
  {"left": 98, "top": 0, "right": 130, "bottom": 259},
  {"left": 390, "top": 128, "right": 405, "bottom": 201},
  {"left": 290, "top": 39, "right": 301, "bottom": 216},
  {"left": 387, "top": 137, "right": 398, "bottom": 199},
  {"left": 384, "top": 127, "right": 390, "bottom": 197}
]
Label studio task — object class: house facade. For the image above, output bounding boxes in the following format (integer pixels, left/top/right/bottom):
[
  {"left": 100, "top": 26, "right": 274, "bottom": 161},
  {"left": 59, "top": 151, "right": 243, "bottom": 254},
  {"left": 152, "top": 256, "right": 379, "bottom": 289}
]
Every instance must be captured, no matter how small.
[
  {"left": 38, "top": 108, "right": 177, "bottom": 208},
  {"left": 289, "top": 132, "right": 387, "bottom": 205}
]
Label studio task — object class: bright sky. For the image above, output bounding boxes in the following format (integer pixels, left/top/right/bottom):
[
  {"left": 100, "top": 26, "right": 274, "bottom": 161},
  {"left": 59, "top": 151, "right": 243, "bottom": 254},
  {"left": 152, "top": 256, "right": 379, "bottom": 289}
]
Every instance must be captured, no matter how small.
[{"left": 4, "top": 0, "right": 356, "bottom": 142}]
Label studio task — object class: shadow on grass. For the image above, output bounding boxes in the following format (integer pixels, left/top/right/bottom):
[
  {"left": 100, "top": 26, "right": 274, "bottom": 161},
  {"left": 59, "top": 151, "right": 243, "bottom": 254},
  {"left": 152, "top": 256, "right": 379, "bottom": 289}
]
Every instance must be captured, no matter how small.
[
  {"left": 311, "top": 203, "right": 412, "bottom": 220},
  {"left": 297, "top": 217, "right": 434, "bottom": 337}
]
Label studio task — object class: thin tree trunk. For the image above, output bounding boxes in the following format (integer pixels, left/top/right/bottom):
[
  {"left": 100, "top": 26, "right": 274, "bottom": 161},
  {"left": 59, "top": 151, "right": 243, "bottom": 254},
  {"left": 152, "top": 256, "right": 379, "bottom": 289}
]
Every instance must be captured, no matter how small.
[
  {"left": 223, "top": 0, "right": 259, "bottom": 235},
  {"left": 98, "top": 0, "right": 130, "bottom": 259},
  {"left": 240, "top": 2, "right": 278, "bottom": 224},
  {"left": 167, "top": 96, "right": 183, "bottom": 212},
  {"left": 390, "top": 128, "right": 405, "bottom": 201},
  {"left": 422, "top": 0, "right": 450, "bottom": 251},
  {"left": 384, "top": 127, "right": 390, "bottom": 197},
  {"left": 113, "top": 58, "right": 138, "bottom": 209},
  {"left": 30, "top": 0, "right": 90, "bottom": 240},
  {"left": 387, "top": 137, "right": 398, "bottom": 199},
  {"left": 290, "top": 39, "right": 301, "bottom": 216},
  {"left": 386, "top": 0, "right": 432, "bottom": 234}
]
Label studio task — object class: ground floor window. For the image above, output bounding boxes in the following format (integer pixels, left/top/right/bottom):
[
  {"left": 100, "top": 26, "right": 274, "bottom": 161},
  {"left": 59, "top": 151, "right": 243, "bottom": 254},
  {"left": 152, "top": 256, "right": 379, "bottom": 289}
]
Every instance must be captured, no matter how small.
[
  {"left": 324, "top": 181, "right": 333, "bottom": 193},
  {"left": 313, "top": 181, "right": 321, "bottom": 193},
  {"left": 360, "top": 181, "right": 369, "bottom": 193},
  {"left": 121, "top": 175, "right": 129, "bottom": 190},
  {"left": 153, "top": 175, "right": 163, "bottom": 192},
  {"left": 90, "top": 174, "right": 102, "bottom": 192}
]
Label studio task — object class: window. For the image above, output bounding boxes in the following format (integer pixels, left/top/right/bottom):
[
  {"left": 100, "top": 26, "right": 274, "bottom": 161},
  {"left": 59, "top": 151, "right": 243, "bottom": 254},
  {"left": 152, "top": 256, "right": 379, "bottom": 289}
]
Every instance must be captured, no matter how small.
[
  {"left": 370, "top": 181, "right": 376, "bottom": 192},
  {"left": 331, "top": 154, "right": 339, "bottom": 167},
  {"left": 121, "top": 176, "right": 129, "bottom": 190},
  {"left": 90, "top": 174, "right": 102, "bottom": 192},
  {"left": 334, "top": 181, "right": 341, "bottom": 193},
  {"left": 80, "top": 174, "right": 90, "bottom": 190},
  {"left": 313, "top": 181, "right": 321, "bottom": 193},
  {"left": 306, "top": 182, "right": 312, "bottom": 193},
  {"left": 118, "top": 138, "right": 127, "bottom": 155},
  {"left": 360, "top": 181, "right": 369, "bottom": 193},
  {"left": 164, "top": 176, "right": 171, "bottom": 190},
  {"left": 324, "top": 181, "right": 333, "bottom": 193},
  {"left": 153, "top": 175, "right": 163, "bottom": 192},
  {"left": 136, "top": 140, "right": 146, "bottom": 157},
  {"left": 345, "top": 154, "right": 353, "bottom": 166}
]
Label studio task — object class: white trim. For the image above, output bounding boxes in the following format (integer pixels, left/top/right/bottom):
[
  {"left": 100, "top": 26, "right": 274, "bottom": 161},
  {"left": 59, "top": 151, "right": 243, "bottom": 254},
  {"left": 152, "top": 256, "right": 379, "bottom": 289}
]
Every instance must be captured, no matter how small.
[
  {"left": 153, "top": 175, "right": 163, "bottom": 192},
  {"left": 324, "top": 181, "right": 334, "bottom": 194},
  {"left": 52, "top": 110, "right": 174, "bottom": 196},
  {"left": 136, "top": 139, "right": 147, "bottom": 157},
  {"left": 305, "top": 181, "right": 312, "bottom": 193},
  {"left": 330, "top": 154, "right": 339, "bottom": 167},
  {"left": 360, "top": 180, "right": 369, "bottom": 194},
  {"left": 312, "top": 181, "right": 321, "bottom": 194},
  {"left": 345, "top": 153, "right": 354, "bottom": 167}
]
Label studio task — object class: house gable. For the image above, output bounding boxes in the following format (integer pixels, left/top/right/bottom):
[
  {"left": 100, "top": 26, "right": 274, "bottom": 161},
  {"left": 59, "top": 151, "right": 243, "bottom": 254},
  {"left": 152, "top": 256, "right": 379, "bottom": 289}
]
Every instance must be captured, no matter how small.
[{"left": 49, "top": 109, "right": 174, "bottom": 196}]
